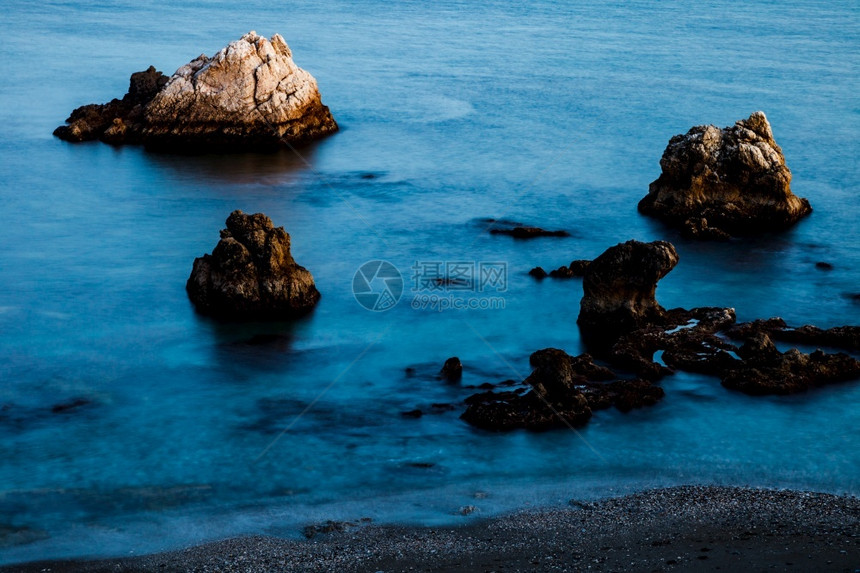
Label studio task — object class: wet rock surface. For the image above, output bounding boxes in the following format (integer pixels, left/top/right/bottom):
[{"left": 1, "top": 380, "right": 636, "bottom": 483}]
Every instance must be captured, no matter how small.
[
  {"left": 53, "top": 66, "right": 168, "bottom": 144},
  {"left": 482, "top": 218, "right": 570, "bottom": 238},
  {"left": 440, "top": 357, "right": 463, "bottom": 381},
  {"left": 725, "top": 318, "right": 860, "bottom": 352},
  {"left": 722, "top": 336, "right": 860, "bottom": 395},
  {"left": 461, "top": 348, "right": 664, "bottom": 431},
  {"left": 577, "top": 240, "right": 679, "bottom": 347},
  {"left": 573, "top": 241, "right": 860, "bottom": 396},
  {"left": 490, "top": 226, "right": 570, "bottom": 238},
  {"left": 186, "top": 210, "right": 320, "bottom": 320},
  {"left": 55, "top": 32, "right": 337, "bottom": 150},
  {"left": 529, "top": 259, "right": 591, "bottom": 279},
  {"left": 638, "top": 112, "right": 812, "bottom": 238},
  {"left": 462, "top": 237, "right": 860, "bottom": 431}
]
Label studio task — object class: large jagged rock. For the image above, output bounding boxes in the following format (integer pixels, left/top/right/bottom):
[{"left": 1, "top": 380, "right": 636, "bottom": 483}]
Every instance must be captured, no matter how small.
[
  {"left": 186, "top": 210, "right": 320, "bottom": 319},
  {"left": 638, "top": 112, "right": 812, "bottom": 238},
  {"left": 577, "top": 240, "right": 679, "bottom": 348},
  {"left": 55, "top": 32, "right": 337, "bottom": 149}
]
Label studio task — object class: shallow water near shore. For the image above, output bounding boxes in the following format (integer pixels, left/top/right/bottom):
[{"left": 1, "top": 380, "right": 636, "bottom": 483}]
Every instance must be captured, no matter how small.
[{"left": 1, "top": 0, "right": 858, "bottom": 564}]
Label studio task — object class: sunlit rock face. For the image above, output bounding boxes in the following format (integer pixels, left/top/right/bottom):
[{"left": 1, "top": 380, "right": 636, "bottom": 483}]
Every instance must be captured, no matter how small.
[
  {"left": 55, "top": 32, "right": 337, "bottom": 150},
  {"left": 638, "top": 112, "right": 811, "bottom": 239}
]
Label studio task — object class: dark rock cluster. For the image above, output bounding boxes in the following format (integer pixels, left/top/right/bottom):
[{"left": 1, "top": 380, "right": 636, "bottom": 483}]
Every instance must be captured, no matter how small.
[
  {"left": 529, "top": 259, "right": 590, "bottom": 279},
  {"left": 459, "top": 238, "right": 859, "bottom": 432},
  {"left": 573, "top": 240, "right": 860, "bottom": 396},
  {"left": 461, "top": 349, "right": 664, "bottom": 431}
]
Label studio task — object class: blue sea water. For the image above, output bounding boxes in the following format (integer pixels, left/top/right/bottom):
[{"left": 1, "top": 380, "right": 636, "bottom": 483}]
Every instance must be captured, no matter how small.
[{"left": 1, "top": 0, "right": 858, "bottom": 564}]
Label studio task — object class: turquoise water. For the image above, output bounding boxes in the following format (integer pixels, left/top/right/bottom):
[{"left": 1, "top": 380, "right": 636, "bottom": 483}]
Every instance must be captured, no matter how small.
[{"left": 1, "top": 0, "right": 858, "bottom": 564}]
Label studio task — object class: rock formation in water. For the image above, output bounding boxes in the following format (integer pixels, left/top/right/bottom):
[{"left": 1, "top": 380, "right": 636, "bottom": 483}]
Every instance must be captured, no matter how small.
[
  {"left": 54, "top": 32, "right": 337, "bottom": 149},
  {"left": 53, "top": 66, "right": 169, "bottom": 144},
  {"left": 459, "top": 238, "right": 860, "bottom": 431},
  {"left": 577, "top": 240, "right": 679, "bottom": 347},
  {"left": 489, "top": 226, "right": 570, "bottom": 239},
  {"left": 638, "top": 112, "right": 812, "bottom": 238},
  {"left": 480, "top": 218, "right": 570, "bottom": 238},
  {"left": 186, "top": 210, "right": 320, "bottom": 319},
  {"left": 460, "top": 348, "right": 664, "bottom": 431},
  {"left": 529, "top": 259, "right": 591, "bottom": 280},
  {"left": 572, "top": 240, "right": 860, "bottom": 395},
  {"left": 440, "top": 357, "right": 463, "bottom": 381}
]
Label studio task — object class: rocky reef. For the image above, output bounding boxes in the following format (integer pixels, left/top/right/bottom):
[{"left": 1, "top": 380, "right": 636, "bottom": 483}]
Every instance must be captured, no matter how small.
[
  {"left": 638, "top": 112, "right": 812, "bottom": 238},
  {"left": 55, "top": 32, "right": 337, "bottom": 150},
  {"left": 431, "top": 237, "right": 860, "bottom": 431},
  {"left": 186, "top": 210, "right": 320, "bottom": 319},
  {"left": 480, "top": 218, "right": 570, "bottom": 238},
  {"left": 461, "top": 349, "right": 664, "bottom": 431},
  {"left": 574, "top": 240, "right": 860, "bottom": 396}
]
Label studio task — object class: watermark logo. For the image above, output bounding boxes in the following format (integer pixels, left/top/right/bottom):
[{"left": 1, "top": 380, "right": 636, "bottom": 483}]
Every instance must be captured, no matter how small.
[
  {"left": 410, "top": 261, "right": 508, "bottom": 293},
  {"left": 352, "top": 260, "right": 404, "bottom": 311},
  {"left": 353, "top": 260, "right": 507, "bottom": 312}
]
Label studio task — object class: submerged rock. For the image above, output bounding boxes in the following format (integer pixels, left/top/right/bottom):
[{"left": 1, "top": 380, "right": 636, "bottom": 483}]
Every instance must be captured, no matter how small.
[
  {"left": 51, "top": 398, "right": 91, "bottom": 414},
  {"left": 638, "top": 112, "right": 811, "bottom": 238},
  {"left": 577, "top": 240, "right": 679, "bottom": 347},
  {"left": 489, "top": 226, "right": 570, "bottom": 238},
  {"left": 186, "top": 210, "right": 320, "bottom": 319},
  {"left": 483, "top": 219, "right": 570, "bottom": 238},
  {"left": 55, "top": 32, "right": 337, "bottom": 150}
]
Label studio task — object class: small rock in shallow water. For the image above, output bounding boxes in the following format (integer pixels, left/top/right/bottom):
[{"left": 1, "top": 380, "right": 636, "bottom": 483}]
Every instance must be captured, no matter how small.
[
  {"left": 489, "top": 226, "right": 570, "bottom": 238},
  {"left": 51, "top": 398, "right": 90, "bottom": 414},
  {"left": 815, "top": 261, "right": 834, "bottom": 270},
  {"left": 440, "top": 357, "right": 463, "bottom": 381}
]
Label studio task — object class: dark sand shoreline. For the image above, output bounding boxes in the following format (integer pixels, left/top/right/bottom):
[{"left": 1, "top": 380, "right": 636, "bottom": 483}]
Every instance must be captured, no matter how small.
[{"left": 3, "top": 485, "right": 857, "bottom": 572}]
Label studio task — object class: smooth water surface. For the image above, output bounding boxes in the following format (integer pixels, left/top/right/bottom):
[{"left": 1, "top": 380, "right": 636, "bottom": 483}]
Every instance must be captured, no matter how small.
[{"left": 0, "top": 0, "right": 858, "bottom": 563}]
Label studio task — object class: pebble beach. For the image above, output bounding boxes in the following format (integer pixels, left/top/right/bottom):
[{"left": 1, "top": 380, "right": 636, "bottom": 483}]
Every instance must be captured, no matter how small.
[{"left": 6, "top": 486, "right": 857, "bottom": 572}]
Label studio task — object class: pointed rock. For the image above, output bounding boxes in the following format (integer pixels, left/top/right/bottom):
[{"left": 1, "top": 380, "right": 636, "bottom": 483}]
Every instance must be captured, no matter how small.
[{"left": 186, "top": 210, "right": 320, "bottom": 319}]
